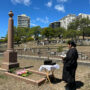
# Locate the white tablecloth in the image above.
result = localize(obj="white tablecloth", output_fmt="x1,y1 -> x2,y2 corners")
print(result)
39,64 -> 60,71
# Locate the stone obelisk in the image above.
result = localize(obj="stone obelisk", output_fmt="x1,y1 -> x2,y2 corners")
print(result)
1,11 -> 19,71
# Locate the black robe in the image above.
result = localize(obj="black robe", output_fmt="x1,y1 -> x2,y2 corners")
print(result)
62,48 -> 78,83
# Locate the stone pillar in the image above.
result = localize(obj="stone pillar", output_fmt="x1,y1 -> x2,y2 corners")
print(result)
1,11 -> 19,71
8,11 -> 14,51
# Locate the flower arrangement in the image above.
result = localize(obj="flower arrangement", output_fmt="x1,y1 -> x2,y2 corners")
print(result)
16,69 -> 32,77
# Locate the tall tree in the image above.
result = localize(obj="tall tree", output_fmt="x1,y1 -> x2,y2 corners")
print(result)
54,27 -> 65,39
30,26 -> 41,40
68,17 -> 90,40
79,18 -> 90,40
41,27 -> 54,40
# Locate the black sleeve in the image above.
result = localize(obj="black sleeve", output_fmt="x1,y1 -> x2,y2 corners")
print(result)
63,49 -> 77,66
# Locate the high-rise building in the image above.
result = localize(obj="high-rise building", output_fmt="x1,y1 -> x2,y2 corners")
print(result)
49,21 -> 60,29
59,14 -> 76,29
49,14 -> 76,29
77,13 -> 90,19
18,14 -> 30,28
49,22 -> 54,28
49,13 -> 90,30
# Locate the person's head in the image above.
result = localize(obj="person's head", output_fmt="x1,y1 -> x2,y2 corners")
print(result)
67,41 -> 76,49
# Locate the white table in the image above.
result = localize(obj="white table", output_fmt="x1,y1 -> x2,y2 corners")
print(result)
39,64 -> 60,84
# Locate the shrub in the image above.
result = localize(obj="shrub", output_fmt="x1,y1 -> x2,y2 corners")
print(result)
26,37 -> 34,42
9,67 -> 19,73
0,39 -> 6,43
57,45 -> 63,52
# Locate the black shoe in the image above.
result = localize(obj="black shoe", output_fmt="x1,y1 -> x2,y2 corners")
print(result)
65,82 -> 76,90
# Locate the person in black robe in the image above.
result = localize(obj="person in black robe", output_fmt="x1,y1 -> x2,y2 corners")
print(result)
61,41 -> 78,90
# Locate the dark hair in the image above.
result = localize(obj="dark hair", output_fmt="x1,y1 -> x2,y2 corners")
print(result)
68,41 -> 76,47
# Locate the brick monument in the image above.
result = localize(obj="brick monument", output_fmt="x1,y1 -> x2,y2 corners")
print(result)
1,11 -> 19,70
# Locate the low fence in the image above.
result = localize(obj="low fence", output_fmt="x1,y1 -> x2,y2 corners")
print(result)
15,48 -> 90,60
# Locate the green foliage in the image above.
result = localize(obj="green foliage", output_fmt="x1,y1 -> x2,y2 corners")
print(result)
54,27 -> 65,38
41,27 -> 54,39
57,45 -> 63,52
26,37 -> 34,41
4,37 -> 7,42
0,39 -> 6,43
84,27 -> 90,36
68,18 -> 80,30
64,29 -> 77,40
9,68 -> 15,73
13,26 -> 42,43
41,27 -> 65,39
4,19 -> 90,42
68,17 -> 90,40
14,36 -> 21,44
66,40 -> 71,44
29,26 -> 42,40
21,72 -> 32,77
9,68 -> 19,73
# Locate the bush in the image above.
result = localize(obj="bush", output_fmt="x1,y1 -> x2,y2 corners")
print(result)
0,39 -> 6,43
57,45 -> 63,52
9,67 -> 19,73
26,37 -> 34,42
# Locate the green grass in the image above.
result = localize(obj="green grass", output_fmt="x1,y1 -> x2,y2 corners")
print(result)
0,57 -> 3,67
0,74 -> 7,79
0,57 -> 3,60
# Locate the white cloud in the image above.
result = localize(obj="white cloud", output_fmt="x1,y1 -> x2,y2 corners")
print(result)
11,0 -> 31,6
57,0 -> 67,3
30,23 -> 37,27
36,16 -> 49,24
46,1 -> 52,7
55,5 -> 65,12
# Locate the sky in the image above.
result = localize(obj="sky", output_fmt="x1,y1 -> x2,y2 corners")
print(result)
0,0 -> 90,38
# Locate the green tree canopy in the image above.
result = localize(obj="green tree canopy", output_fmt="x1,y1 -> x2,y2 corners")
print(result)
41,27 -> 54,39
68,17 -> 90,40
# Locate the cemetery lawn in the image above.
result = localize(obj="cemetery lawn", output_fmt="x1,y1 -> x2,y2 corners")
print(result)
0,58 -> 90,90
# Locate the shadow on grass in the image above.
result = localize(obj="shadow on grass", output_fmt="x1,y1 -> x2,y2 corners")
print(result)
21,66 -> 34,69
76,81 -> 84,88
49,76 -> 62,84
65,81 -> 84,90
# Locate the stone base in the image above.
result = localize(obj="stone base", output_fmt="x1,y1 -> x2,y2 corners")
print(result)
1,62 -> 19,71
4,50 -> 17,63
1,50 -> 19,71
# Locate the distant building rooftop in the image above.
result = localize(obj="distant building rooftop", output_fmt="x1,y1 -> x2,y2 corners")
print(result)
18,14 -> 30,28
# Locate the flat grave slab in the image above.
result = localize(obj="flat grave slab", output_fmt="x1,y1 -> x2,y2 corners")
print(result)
4,69 -> 51,86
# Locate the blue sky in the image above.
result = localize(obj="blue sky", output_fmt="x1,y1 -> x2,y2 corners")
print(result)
0,0 -> 90,38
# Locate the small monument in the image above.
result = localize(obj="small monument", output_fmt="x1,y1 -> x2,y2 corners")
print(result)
1,11 -> 19,70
